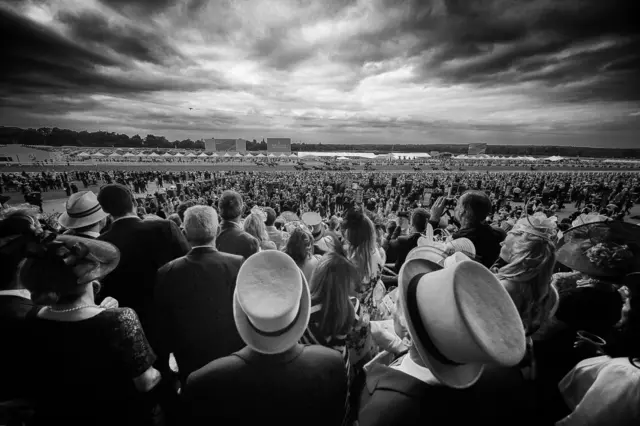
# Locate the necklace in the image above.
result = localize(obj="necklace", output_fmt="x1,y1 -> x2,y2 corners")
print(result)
47,305 -> 95,313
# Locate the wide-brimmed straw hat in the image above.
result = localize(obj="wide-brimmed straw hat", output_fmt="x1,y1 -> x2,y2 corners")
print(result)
557,221 -> 640,278
59,191 -> 108,229
233,251 -> 310,354
398,244 -> 448,290
399,260 -> 526,389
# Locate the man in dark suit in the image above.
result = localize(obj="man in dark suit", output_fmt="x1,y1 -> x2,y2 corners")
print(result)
215,190 -> 259,259
154,205 -> 244,384
384,208 -> 430,271
97,184 -> 190,333
182,251 -> 348,426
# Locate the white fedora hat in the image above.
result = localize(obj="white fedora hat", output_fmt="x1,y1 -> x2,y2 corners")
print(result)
400,260 -> 526,389
233,250 -> 311,355
59,191 -> 108,229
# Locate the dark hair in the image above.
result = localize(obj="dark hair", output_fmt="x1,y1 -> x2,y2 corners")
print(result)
0,209 -> 41,290
98,184 -> 134,217
309,252 -> 357,339
264,207 -> 277,226
458,190 -> 492,226
218,191 -> 243,221
284,228 -> 313,266
178,200 -> 198,221
411,208 -> 430,233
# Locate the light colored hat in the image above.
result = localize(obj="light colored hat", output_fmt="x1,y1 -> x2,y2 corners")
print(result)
302,212 -> 322,227
58,191 -> 108,229
446,238 -> 476,259
399,260 -> 526,389
399,245 -> 448,290
233,251 -> 311,355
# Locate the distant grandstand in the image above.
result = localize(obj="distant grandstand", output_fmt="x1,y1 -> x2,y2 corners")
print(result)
203,138 -> 247,152
267,138 -> 291,153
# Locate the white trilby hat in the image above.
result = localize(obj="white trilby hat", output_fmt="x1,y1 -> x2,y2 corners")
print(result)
399,260 -> 526,389
58,191 -> 108,229
233,250 -> 311,355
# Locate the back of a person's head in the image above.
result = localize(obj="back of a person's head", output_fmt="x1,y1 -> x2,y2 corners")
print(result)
167,213 -> 182,228
177,200 -> 198,221
218,190 -> 243,221
284,227 -> 313,265
264,207 -> 277,226
309,252 -> 358,337
328,216 -> 340,231
243,213 -> 267,241
411,208 -> 430,233
458,190 -> 492,226
0,208 -> 42,290
184,205 -> 218,245
98,184 -> 134,218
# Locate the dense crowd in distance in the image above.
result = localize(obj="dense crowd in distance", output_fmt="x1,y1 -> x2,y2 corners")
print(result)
1,167 -> 639,426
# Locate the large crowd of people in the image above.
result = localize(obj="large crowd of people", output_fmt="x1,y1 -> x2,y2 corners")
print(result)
1,166 -> 639,426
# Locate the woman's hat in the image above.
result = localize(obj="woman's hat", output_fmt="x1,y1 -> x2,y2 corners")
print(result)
399,260 -> 526,389
233,251 -> 311,354
302,212 -> 322,227
59,191 -> 108,229
557,221 -> 640,278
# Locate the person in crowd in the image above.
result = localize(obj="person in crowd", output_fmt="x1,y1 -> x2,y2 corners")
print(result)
154,206 -> 245,384
243,212 -> 277,250
0,208 -> 45,403
58,191 -> 109,239
341,208 -> 386,322
429,191 -> 505,268
182,251 -> 348,426
96,184 -> 190,356
557,277 -> 640,425
283,227 -> 321,283
302,211 -> 336,255
496,212 -> 559,335
216,190 -> 260,259
358,258 -> 531,426
300,251 -> 373,387
264,207 -> 289,250
19,235 -> 164,426
383,207 -> 430,271
167,213 -> 182,229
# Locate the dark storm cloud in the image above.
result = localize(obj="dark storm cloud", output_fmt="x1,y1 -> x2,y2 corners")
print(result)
57,11 -> 185,65
98,0 -> 207,15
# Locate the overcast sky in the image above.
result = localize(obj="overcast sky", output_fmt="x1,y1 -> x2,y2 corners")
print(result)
1,0 -> 639,147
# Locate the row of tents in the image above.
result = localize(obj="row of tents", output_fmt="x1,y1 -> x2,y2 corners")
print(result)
75,152 -> 299,158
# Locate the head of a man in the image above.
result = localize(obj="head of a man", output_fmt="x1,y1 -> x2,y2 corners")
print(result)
454,190 -> 492,228
264,207 -> 277,227
98,184 -> 136,219
218,190 -> 244,221
410,208 -> 430,234
183,205 -> 219,246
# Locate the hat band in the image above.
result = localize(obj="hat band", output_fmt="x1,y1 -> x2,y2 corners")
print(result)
406,273 -> 464,367
246,305 -> 302,338
67,204 -> 102,219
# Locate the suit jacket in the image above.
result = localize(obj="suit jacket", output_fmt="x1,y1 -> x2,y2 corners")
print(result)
98,216 -> 189,331
388,232 -> 421,271
216,221 -> 259,259
358,363 -> 538,426
183,344 -> 348,426
0,295 -> 40,400
453,224 -> 505,268
154,247 -> 245,383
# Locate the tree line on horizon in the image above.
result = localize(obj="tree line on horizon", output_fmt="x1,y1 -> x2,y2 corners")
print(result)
0,126 -> 638,158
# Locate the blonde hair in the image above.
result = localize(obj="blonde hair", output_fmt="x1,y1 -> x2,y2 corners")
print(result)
243,213 -> 268,243
341,210 -> 377,280
497,230 -> 556,333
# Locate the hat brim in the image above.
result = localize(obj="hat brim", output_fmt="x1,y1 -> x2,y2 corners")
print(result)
58,209 -> 108,230
399,246 -> 446,289
56,235 -> 119,284
233,270 -> 311,355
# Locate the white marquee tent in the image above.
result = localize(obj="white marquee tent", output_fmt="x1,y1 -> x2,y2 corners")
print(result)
186,152 -> 196,157
108,152 -> 121,158
197,152 -> 208,157
223,153 -> 231,157
255,153 -> 265,158
148,152 -> 159,157
92,152 -> 105,157
174,153 -> 184,157
77,152 -> 90,157
123,152 -> 135,157
234,153 -> 243,157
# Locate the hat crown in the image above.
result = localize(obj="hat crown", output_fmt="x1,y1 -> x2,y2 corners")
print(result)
66,191 -> 99,212
237,251 -> 303,332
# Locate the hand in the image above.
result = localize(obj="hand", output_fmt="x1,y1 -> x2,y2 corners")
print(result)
430,196 -> 446,222
99,297 -> 119,309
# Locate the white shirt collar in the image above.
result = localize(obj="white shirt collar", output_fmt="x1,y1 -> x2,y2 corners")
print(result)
392,353 -> 441,385
0,289 -> 32,300
77,231 -> 101,238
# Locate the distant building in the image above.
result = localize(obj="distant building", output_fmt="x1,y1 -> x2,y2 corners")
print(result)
267,138 -> 291,153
